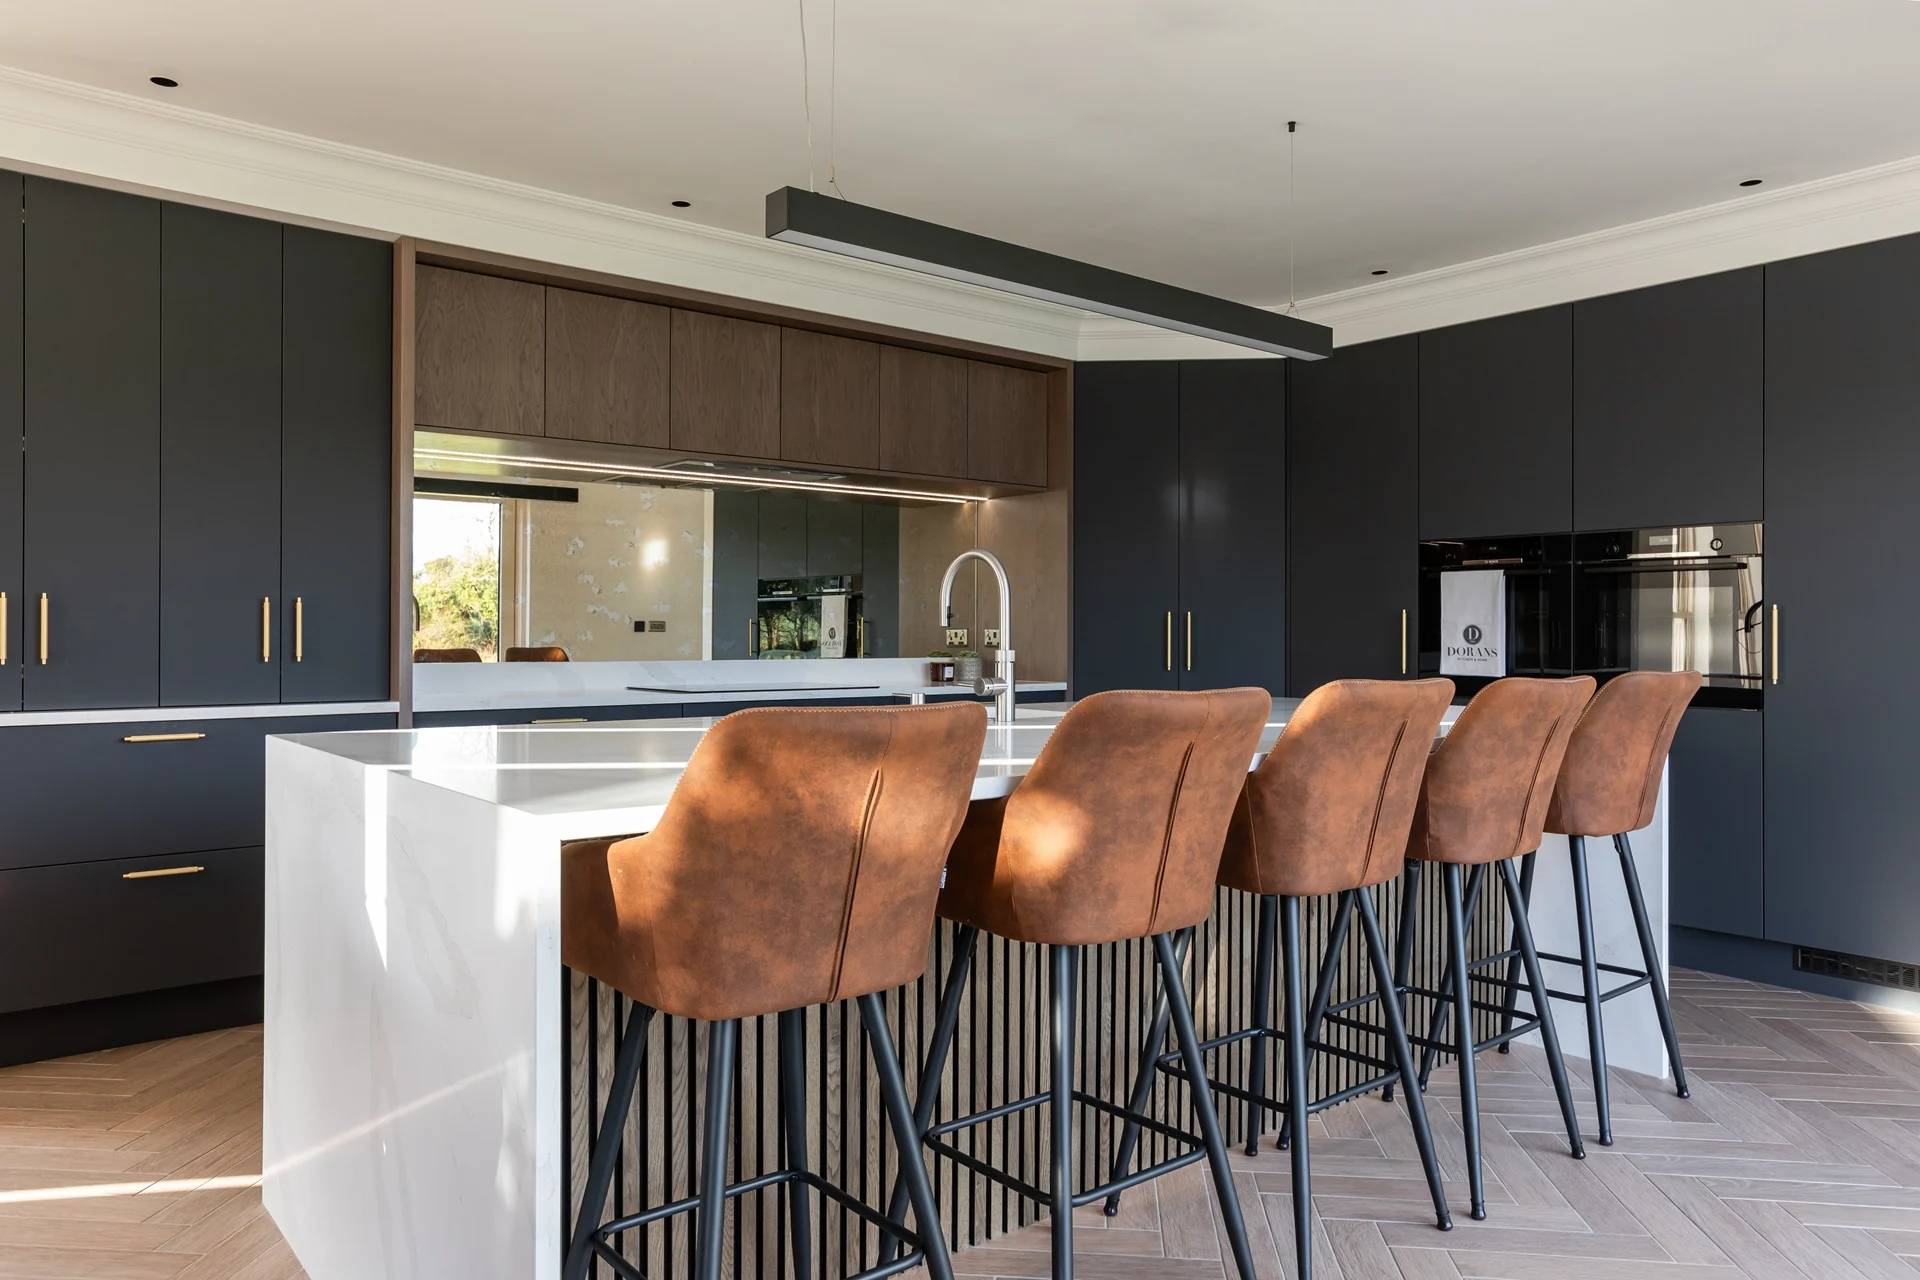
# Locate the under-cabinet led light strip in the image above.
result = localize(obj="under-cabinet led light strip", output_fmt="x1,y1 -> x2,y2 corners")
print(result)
413,448 -> 978,504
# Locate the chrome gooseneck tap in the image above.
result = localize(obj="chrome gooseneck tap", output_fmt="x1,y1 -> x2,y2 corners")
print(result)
939,548 -> 1015,725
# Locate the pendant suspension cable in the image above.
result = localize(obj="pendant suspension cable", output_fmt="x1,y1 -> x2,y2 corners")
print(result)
798,0 -> 817,193
828,0 -> 847,199
1287,119 -> 1298,314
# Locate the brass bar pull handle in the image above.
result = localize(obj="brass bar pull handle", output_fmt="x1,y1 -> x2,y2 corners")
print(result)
749,619 -> 758,657
38,593 -> 48,665
1401,609 -> 1409,676
261,597 -> 271,662
1185,611 -> 1193,673
122,732 -> 207,744
0,591 -> 7,666
1164,612 -> 1173,672
1771,603 -> 1779,686
294,597 -> 304,663
531,717 -> 589,725
123,866 -> 204,880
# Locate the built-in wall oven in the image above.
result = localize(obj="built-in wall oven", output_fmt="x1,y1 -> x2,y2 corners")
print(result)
1418,535 -> 1575,698
1571,523 -> 1763,708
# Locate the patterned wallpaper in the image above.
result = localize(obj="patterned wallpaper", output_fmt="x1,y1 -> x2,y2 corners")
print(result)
525,482 -> 712,660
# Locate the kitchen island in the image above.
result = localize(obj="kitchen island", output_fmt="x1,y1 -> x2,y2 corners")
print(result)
262,701 -> 1669,1280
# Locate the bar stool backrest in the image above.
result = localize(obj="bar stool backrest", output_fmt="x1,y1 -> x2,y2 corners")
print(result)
1546,669 -> 1702,837
1406,676 -> 1596,865
941,688 -> 1271,945
561,702 -> 987,1022
413,647 -> 482,662
1219,678 -> 1455,898
503,645 -> 569,662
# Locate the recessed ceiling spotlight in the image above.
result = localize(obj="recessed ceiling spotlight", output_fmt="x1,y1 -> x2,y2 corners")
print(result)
1371,269 -> 1389,276
1739,178 -> 1763,187
670,200 -> 691,208
149,76 -> 178,88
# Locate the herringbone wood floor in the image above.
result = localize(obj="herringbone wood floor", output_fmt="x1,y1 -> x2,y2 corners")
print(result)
4,968 -> 1920,1278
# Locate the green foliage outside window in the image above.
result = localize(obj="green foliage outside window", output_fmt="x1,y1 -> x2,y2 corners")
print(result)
413,549 -> 499,660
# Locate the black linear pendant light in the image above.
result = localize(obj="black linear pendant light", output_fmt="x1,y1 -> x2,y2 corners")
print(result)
765,186 -> 1332,360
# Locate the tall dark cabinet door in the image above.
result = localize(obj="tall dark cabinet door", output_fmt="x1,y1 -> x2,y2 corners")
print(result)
0,173 -> 19,712
1764,234 -> 1920,962
1573,268 -> 1763,531
1177,360 -> 1286,693
709,490 -> 758,660
160,204 -> 283,706
281,228 -> 392,704
1287,337 -> 1418,694
1072,362 -> 1178,695
1418,305 -> 1572,539
23,178 -> 161,711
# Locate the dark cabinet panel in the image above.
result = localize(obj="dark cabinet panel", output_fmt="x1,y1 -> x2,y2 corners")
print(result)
1668,707 -> 1764,939
0,847 -> 267,1015
709,489 -> 758,660
781,329 -> 879,469
806,498 -> 863,577
1419,305 -> 1573,539
1177,361 -> 1286,692
968,362 -> 1048,487
669,310 -> 780,458
1763,234 -> 1920,962
861,502 -> 899,658
414,265 -> 543,435
159,204 -> 283,707
0,172 -> 19,712
757,493 -> 807,579
281,228 -> 392,704
413,704 -> 681,727
1287,336 -> 1419,693
545,287 -> 668,448
22,177 -> 161,711
1573,268 -> 1763,530
1072,363 -> 1179,695
879,347 -> 968,477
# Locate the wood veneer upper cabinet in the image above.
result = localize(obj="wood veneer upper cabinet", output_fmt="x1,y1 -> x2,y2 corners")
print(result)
968,362 -> 1048,486
779,328 -> 878,468
879,347 -> 968,476
545,287 -> 668,447
669,309 -> 779,458
414,265 -> 544,436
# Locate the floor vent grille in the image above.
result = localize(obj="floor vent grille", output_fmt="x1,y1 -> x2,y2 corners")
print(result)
1794,945 -> 1920,992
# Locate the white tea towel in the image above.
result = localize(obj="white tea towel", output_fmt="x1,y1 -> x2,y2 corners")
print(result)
1440,569 -> 1506,677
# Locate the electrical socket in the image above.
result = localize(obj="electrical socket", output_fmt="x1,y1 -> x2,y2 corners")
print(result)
945,628 -> 969,647
983,629 -> 1001,647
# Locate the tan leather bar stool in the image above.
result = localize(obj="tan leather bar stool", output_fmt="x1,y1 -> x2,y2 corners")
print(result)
1389,676 -> 1595,1220
503,645 -> 569,662
894,689 -> 1271,1280
1494,670 -> 1700,1145
412,646 -> 482,662
1106,679 -> 1458,1280
559,702 -> 988,1280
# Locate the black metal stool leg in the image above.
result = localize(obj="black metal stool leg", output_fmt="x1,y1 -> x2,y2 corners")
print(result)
1384,860 -> 1421,1104
1499,858 -> 1586,1159
778,1008 -> 813,1280
1050,944 -> 1080,1280
1354,890 -> 1451,1232
1616,832 -> 1689,1099
1419,864 -> 1485,1091
696,1018 -> 739,1280
1103,927 -> 1194,1215
859,993 -> 956,1280
1245,895 -> 1278,1157
1496,851 -> 1537,1052
1441,863 -> 1486,1220
1280,891 -> 1353,1152
1157,930 -> 1259,1280
563,1002 -> 654,1280
1280,898 -> 1314,1280
1569,835 -> 1613,1145
881,924 -> 978,1260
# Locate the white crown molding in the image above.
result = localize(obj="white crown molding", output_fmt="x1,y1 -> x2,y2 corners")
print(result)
1081,149 -> 1920,358
0,65 -> 1086,358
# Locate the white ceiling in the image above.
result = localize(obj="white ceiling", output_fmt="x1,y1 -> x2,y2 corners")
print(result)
5,0 -> 1920,307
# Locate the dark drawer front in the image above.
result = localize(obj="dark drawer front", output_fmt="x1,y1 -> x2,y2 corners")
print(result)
0,713 -> 391,872
0,847 -> 262,1013
411,704 -> 685,728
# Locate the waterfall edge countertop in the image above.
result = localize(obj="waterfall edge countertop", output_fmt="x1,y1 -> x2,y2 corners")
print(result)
262,697 -> 1668,1280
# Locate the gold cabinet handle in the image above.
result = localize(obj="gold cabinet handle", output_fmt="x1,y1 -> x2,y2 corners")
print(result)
261,597 -> 271,662
0,591 -> 7,666
123,865 -> 204,880
1164,612 -> 1173,672
122,732 -> 207,743
1771,603 -> 1779,686
1185,611 -> 1193,673
38,593 -> 48,665
1401,608 -> 1409,675
294,596 -> 304,662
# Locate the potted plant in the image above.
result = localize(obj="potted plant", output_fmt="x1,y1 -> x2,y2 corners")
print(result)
952,650 -> 984,684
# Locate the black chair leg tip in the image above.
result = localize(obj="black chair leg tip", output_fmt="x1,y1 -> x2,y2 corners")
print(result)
1471,1207 -> 1487,1221
1103,1198 -> 1120,1218
1497,1044 -> 1511,1054
1245,1139 -> 1259,1158
1678,1087 -> 1691,1099
1437,1214 -> 1454,1232
1571,1144 -> 1587,1160
1599,1134 -> 1614,1146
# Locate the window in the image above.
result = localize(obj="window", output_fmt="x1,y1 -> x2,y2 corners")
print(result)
412,497 -> 502,660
